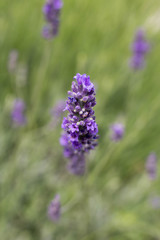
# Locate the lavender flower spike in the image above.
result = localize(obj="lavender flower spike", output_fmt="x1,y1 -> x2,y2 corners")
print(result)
42,0 -> 63,39
110,123 -> 125,142
48,194 -> 61,221
60,73 -> 99,176
146,152 -> 157,180
130,28 -> 150,70
11,99 -> 27,126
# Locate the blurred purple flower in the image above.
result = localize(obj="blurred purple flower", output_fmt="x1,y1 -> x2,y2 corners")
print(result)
60,73 -> 99,176
68,154 -> 86,176
11,99 -> 27,126
110,123 -> 125,142
146,152 -> 157,180
60,133 -> 86,175
51,100 -> 65,118
129,28 -> 150,70
149,196 -> 160,209
16,63 -> 28,87
130,54 -> 145,69
42,0 -> 63,39
8,50 -> 18,73
48,194 -> 61,221
50,100 -> 65,127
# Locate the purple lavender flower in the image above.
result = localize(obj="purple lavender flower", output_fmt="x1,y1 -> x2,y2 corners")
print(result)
8,50 -> 18,73
11,99 -> 27,126
42,0 -> 63,39
110,123 -> 125,142
130,29 -> 150,70
146,152 -> 157,180
60,133 -> 86,175
48,194 -> 61,221
60,73 -> 99,176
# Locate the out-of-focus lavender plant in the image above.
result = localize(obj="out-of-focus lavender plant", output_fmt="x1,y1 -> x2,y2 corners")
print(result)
42,0 -> 63,39
60,133 -> 86,175
130,29 -> 150,70
146,152 -> 157,180
16,63 -> 28,87
60,73 -> 99,176
149,196 -> 160,209
110,123 -> 125,142
50,100 -> 65,127
11,99 -> 27,127
8,50 -> 18,73
48,194 -> 61,221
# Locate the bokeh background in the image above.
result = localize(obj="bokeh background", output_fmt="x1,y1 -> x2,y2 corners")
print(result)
1,0 -> 160,239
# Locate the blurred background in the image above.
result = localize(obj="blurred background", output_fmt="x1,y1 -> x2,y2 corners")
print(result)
1,0 -> 160,239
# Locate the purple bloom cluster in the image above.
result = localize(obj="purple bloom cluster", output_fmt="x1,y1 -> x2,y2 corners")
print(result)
48,194 -> 61,221
130,29 -> 150,69
110,123 -> 125,142
60,73 -> 99,175
146,152 -> 157,180
11,99 -> 27,126
42,0 -> 63,39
